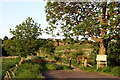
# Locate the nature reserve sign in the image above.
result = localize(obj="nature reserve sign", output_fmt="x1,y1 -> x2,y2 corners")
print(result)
96,55 -> 107,61
96,55 -> 107,69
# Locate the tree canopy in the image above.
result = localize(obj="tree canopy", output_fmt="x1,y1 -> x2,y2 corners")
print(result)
45,2 -> 120,55
3,36 -> 8,40
4,17 -> 42,57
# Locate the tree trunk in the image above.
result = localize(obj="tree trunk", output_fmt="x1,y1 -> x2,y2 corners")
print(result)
99,41 -> 108,55
98,41 -> 108,67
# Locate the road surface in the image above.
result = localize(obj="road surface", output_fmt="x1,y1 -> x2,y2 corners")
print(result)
42,70 -> 119,80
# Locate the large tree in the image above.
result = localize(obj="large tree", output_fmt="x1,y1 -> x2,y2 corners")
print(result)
4,17 -> 42,58
45,2 -> 120,55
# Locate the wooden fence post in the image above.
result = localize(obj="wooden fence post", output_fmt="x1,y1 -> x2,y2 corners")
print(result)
84,59 -> 87,67
4,71 -> 12,80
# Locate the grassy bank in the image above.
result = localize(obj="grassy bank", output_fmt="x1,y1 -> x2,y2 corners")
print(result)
2,56 -> 73,79
2,57 -> 20,78
80,66 -> 120,77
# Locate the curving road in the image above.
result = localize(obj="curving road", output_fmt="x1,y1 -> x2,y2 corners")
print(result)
42,70 -> 120,80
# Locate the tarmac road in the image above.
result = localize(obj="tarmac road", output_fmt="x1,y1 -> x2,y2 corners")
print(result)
42,70 -> 120,80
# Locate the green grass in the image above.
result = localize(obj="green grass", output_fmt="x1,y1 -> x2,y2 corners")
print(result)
80,66 -> 120,77
14,62 -> 45,78
55,43 -> 93,52
10,56 -> 73,79
110,66 -> 120,76
55,43 -> 94,57
59,65 -> 73,70
2,57 -> 20,78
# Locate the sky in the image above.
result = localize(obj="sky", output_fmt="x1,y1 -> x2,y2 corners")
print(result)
0,0 -> 63,39
0,0 -> 95,41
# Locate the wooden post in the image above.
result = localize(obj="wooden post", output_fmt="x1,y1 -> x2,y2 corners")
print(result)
14,64 -> 18,71
19,57 -> 24,65
82,57 -> 84,67
4,71 -> 11,80
84,59 -> 87,67
99,61 -> 100,68
9,69 -> 15,77
87,63 -> 93,67
69,57 -> 71,68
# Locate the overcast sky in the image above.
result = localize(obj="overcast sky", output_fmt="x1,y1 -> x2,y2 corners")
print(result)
0,0 -> 64,39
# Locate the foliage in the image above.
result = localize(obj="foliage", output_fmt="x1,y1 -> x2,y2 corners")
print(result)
59,65 -> 73,70
45,2 -> 119,40
107,40 -> 120,67
31,56 -> 44,61
70,49 -> 84,59
14,62 -> 45,78
97,67 -> 112,73
54,56 -> 61,61
45,2 -> 120,55
13,56 -> 73,78
80,66 -> 97,72
2,47 -> 9,56
80,66 -> 120,76
55,43 -> 93,63
89,47 -> 99,65
3,39 -> 18,56
97,66 -> 120,76
3,17 -> 42,57
56,52 -> 63,57
39,40 -> 55,56
45,63 -> 59,70
55,43 -> 93,52
3,36 -> 8,40
111,66 -> 120,76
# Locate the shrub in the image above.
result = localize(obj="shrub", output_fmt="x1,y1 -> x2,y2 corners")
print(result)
111,66 -> 120,76
101,67 -> 112,73
46,63 -> 58,70
62,65 -> 72,70
80,66 -> 96,72
14,62 -> 44,78
54,56 -> 61,61
58,65 -> 72,70
107,40 -> 120,67
31,56 -> 44,61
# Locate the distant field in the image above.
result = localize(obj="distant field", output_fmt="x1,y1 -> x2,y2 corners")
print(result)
55,43 -> 94,51
55,43 -> 96,56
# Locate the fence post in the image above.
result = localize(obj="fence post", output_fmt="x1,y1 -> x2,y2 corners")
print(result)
84,59 -> 87,67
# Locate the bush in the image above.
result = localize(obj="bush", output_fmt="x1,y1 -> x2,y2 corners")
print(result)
54,56 -> 61,61
111,66 -> 120,76
62,65 -> 72,70
45,63 -> 59,70
14,62 -> 44,78
80,66 -> 96,72
101,67 -> 112,73
31,56 -> 44,61
107,40 -> 120,67
97,67 -> 112,73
